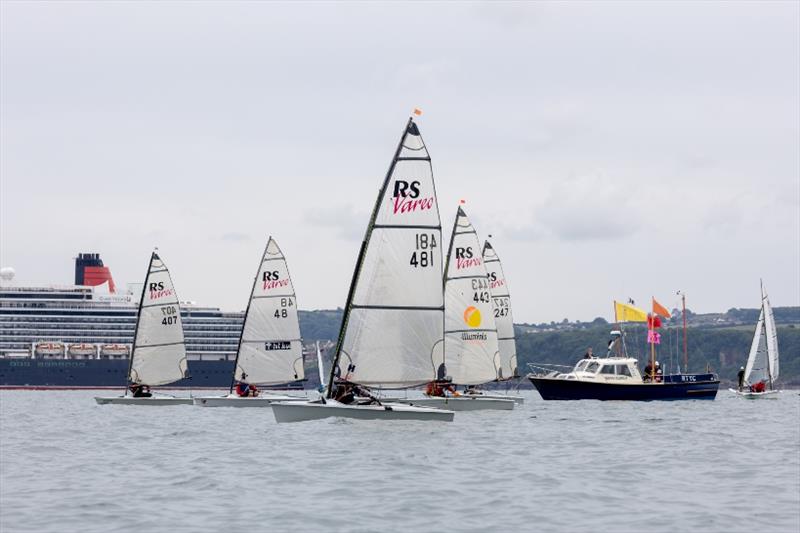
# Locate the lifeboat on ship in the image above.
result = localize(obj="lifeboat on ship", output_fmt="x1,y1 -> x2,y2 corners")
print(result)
34,342 -> 65,358
68,343 -> 97,358
100,344 -> 130,359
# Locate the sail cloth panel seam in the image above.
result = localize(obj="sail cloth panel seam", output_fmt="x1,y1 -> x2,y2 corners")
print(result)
373,224 -> 441,230
252,294 -> 294,300
448,274 -> 488,281
241,338 -> 302,343
446,328 -> 497,333
396,157 -> 431,161
137,340 -> 184,349
351,304 -> 444,311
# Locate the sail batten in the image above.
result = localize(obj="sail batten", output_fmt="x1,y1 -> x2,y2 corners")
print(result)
234,237 -> 305,386
330,119 -> 444,390
128,253 -> 188,387
483,240 -> 518,379
443,208 -> 500,385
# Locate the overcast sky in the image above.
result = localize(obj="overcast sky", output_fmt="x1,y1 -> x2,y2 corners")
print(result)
1,1 -> 798,323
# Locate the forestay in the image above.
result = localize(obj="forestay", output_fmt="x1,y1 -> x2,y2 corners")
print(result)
483,240 -> 518,379
336,119 -> 444,388
129,253 -> 188,386
444,207 -> 499,385
234,237 -> 304,385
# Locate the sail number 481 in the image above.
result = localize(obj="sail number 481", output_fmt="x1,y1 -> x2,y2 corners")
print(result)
161,305 -> 178,325
410,233 -> 437,268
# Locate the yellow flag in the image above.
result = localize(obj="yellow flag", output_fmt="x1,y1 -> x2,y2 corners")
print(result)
614,300 -> 648,323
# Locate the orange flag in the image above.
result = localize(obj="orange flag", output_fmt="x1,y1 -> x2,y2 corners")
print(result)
413,108 -> 423,116
652,297 -> 671,318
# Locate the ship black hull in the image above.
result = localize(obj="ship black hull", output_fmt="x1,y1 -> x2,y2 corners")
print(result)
529,376 -> 720,401
0,359 -> 236,389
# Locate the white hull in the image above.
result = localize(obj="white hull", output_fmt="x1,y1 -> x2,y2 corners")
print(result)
398,396 -> 515,411
728,388 -> 782,399
271,399 -> 455,423
193,393 -> 308,407
94,396 -> 193,405
462,393 -> 524,405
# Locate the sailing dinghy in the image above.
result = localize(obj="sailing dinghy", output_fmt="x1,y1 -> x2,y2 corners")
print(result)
95,252 -> 191,405
272,117 -> 454,423
730,282 -> 781,398
399,207 -> 514,411
194,237 -> 307,407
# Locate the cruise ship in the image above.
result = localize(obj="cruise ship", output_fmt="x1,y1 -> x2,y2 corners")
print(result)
0,253 -> 253,389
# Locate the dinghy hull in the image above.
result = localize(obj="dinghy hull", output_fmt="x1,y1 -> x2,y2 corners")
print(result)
529,376 -> 719,401
271,400 -> 455,423
193,394 -> 308,407
94,396 -> 193,405
728,388 -> 781,399
461,393 -> 524,405
398,396 -> 515,410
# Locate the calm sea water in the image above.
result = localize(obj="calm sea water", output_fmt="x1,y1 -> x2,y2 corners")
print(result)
1,390 -> 798,533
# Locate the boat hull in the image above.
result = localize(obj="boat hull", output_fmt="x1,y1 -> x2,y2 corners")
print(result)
193,394 -> 308,407
461,393 -> 524,405
398,396 -> 515,410
271,399 -> 455,423
94,396 -> 194,405
529,376 -> 719,401
728,388 -> 781,399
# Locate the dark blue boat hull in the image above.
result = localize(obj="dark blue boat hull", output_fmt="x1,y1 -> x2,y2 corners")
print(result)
0,358 -> 236,389
529,375 -> 719,401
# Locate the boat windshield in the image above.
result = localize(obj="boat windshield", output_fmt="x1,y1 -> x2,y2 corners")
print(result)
575,360 -> 589,371
585,362 -> 600,373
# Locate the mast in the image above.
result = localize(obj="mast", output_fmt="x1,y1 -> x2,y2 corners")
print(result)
440,203 -> 462,381
228,239 -> 270,394
124,251 -> 156,395
681,292 -> 687,372
326,117 -> 415,397
761,279 -> 774,390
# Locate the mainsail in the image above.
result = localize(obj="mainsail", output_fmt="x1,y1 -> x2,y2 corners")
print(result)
443,207 -> 500,385
745,284 -> 779,386
483,239 -> 518,379
233,237 -> 304,386
128,252 -> 188,386
328,118 -> 444,391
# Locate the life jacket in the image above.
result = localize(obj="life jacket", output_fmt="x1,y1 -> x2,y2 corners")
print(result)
236,382 -> 249,397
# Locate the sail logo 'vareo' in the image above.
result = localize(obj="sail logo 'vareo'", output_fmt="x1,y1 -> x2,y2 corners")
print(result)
455,246 -> 481,270
391,179 -> 434,214
148,282 -> 174,300
262,270 -> 289,291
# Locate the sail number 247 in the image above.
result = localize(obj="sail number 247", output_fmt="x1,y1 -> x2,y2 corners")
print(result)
410,233 -> 437,268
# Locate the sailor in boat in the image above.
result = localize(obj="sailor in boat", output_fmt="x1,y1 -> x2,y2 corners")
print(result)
332,381 -> 381,405
749,380 -> 767,393
583,347 -> 594,359
129,383 -> 152,398
425,380 -> 459,398
737,366 -> 746,391
234,372 -> 259,397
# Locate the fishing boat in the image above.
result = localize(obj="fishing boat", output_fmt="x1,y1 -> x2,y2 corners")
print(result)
95,252 -> 192,405
528,300 -> 719,401
398,207 -> 514,411
272,116 -> 454,423
194,237 -> 307,407
730,282 -> 781,398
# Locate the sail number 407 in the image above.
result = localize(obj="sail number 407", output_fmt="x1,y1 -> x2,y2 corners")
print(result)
410,233 -> 437,268
161,306 -> 178,325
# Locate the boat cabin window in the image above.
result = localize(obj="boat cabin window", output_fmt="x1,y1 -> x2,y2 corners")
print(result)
617,365 -> 632,377
585,362 -> 600,373
600,365 -> 617,375
576,360 -> 589,371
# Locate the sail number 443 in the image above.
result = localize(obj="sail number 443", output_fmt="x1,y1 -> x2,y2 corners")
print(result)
410,233 -> 437,268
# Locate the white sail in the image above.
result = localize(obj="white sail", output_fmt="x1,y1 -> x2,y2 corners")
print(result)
744,307 -> 767,384
336,119 -> 444,388
763,287 -> 779,382
129,253 -> 188,386
444,207 -> 500,385
234,237 -> 304,386
483,240 -> 518,379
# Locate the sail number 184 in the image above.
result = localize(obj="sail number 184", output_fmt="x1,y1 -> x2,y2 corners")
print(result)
410,233 -> 437,268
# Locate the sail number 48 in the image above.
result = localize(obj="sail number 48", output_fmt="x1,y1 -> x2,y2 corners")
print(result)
161,305 -> 178,325
410,233 -> 437,268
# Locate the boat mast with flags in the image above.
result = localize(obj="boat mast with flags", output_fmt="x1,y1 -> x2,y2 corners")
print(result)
194,237 -> 308,407
272,114 -> 454,422
95,251 -> 192,405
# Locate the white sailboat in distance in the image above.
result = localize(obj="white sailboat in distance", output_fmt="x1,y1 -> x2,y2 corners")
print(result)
194,237 -> 308,407
95,251 -> 191,405
399,206 -> 515,411
730,281 -> 781,398
272,117 -> 454,422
